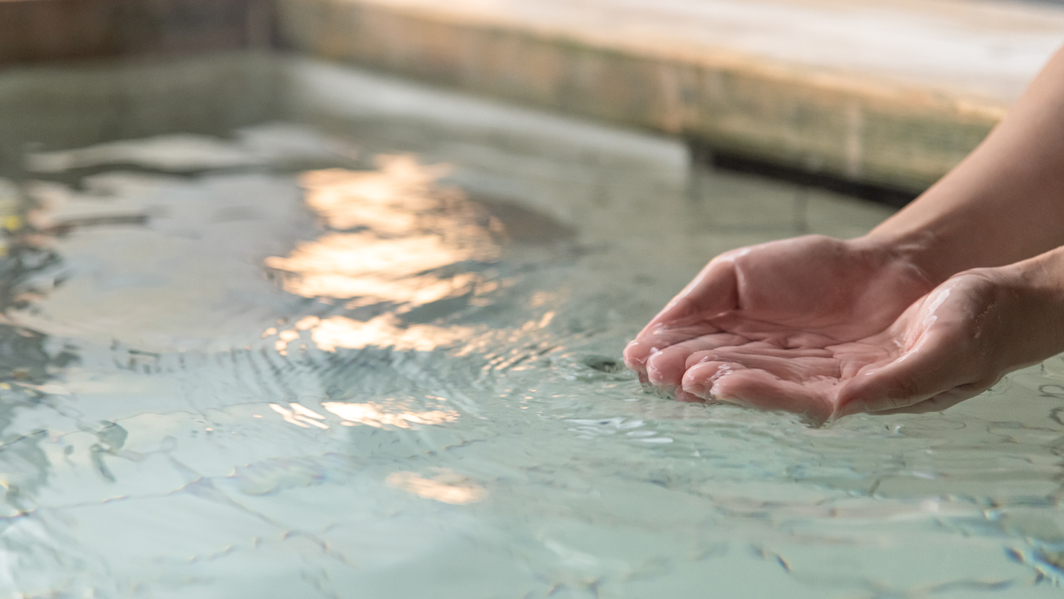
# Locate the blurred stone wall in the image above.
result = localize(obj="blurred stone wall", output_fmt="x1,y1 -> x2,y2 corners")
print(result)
0,0 -> 276,64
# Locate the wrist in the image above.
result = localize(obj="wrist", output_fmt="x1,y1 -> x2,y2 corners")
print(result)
994,248 -> 1064,366
1009,246 -> 1064,304
859,181 -> 1004,286
850,230 -> 943,288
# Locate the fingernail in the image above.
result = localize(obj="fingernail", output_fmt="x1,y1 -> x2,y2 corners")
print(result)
646,363 -> 664,385
711,394 -> 747,407
681,379 -> 707,398
622,341 -> 643,364
699,384 -> 746,406
675,389 -> 706,403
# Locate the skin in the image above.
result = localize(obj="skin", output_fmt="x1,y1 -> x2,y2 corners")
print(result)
624,46 -> 1064,422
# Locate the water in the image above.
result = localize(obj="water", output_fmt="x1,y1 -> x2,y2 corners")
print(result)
2,55 -> 1064,598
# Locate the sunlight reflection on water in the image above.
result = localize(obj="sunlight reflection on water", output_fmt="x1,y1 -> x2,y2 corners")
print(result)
386,470 -> 486,504
264,156 -> 498,308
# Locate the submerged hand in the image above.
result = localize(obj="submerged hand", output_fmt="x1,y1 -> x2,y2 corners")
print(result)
623,235 -> 936,421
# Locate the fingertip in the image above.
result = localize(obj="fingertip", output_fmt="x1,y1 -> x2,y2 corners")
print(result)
710,369 -> 834,420
680,360 -> 726,400
833,398 -> 867,419
645,353 -> 670,386
674,389 -> 706,403
647,343 -> 704,391
680,376 -> 709,400
624,339 -> 661,375
622,340 -> 646,372
703,388 -> 748,407
681,363 -> 757,409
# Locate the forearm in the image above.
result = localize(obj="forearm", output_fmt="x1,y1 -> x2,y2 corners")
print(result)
1002,244 -> 1064,367
865,45 -> 1064,285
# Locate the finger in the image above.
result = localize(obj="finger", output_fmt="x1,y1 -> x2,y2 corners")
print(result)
685,344 -> 833,369
682,363 -> 835,422
643,333 -> 748,389
679,360 -> 736,399
623,323 -> 728,373
691,313 -> 843,347
835,329 -> 979,417
640,255 -> 739,334
685,348 -> 840,383
674,388 -> 706,403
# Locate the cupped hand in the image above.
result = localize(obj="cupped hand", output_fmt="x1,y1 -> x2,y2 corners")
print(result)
626,235 -> 1064,421
835,265 -> 1064,417
623,235 -> 937,421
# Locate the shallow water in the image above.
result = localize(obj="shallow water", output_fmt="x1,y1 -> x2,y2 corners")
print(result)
2,59 -> 1064,598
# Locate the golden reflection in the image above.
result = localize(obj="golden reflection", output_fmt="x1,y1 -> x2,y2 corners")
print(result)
270,403 -> 329,429
265,314 -> 474,354
266,235 -> 486,302
269,400 -> 457,430
385,470 -> 485,504
263,155 -> 503,354
299,160 -> 447,233
322,400 -> 458,429
311,315 -> 474,353
264,155 -> 498,307
529,291 -> 555,308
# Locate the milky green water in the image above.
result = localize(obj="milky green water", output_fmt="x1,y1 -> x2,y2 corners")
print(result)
1,57 -> 1064,598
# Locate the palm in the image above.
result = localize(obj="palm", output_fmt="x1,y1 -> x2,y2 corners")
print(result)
624,236 -> 934,421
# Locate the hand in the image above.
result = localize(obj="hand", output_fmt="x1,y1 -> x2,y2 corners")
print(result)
836,264 -> 1064,416
621,46 -> 1064,421
623,235 -> 936,421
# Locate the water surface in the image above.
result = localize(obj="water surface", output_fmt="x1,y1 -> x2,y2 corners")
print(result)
1,60 -> 1063,598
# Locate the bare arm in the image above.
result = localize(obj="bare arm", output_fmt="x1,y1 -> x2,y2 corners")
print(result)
626,44 -> 1064,420
869,46 -> 1064,284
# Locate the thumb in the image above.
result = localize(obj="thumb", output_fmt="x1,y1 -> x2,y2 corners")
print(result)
641,255 -> 739,335
835,329 -> 977,417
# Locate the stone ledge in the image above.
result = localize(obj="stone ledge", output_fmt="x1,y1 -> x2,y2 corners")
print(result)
274,0 -> 1064,192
